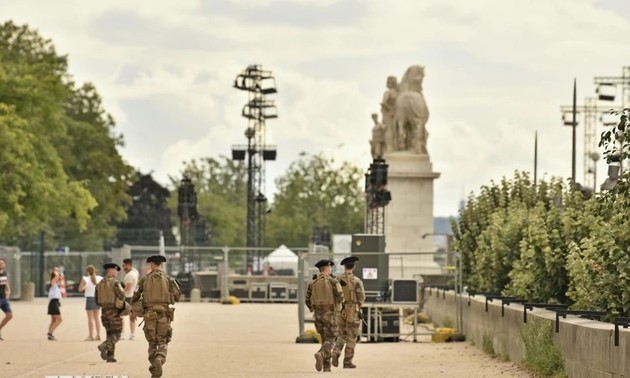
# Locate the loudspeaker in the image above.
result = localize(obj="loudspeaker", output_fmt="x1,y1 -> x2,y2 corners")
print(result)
391,280 -> 418,303
351,234 -> 389,300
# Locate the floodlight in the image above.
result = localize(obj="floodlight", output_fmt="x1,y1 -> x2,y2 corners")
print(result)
562,112 -> 579,126
262,148 -> 277,161
596,83 -> 616,101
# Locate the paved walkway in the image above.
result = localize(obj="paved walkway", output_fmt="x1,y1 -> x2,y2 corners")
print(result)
0,298 -> 531,377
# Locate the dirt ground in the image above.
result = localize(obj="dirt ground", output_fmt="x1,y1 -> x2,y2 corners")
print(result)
0,298 -> 532,378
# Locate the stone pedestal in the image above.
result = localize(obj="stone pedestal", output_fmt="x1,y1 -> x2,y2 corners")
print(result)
384,151 -> 442,279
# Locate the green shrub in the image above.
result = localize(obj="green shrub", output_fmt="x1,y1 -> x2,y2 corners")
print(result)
482,333 -> 495,357
521,319 -> 566,377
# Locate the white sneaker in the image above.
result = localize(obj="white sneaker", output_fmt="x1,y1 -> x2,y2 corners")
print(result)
120,334 -> 126,340
129,334 -> 135,341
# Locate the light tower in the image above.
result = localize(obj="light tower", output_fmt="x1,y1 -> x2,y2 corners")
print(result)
231,65 -> 278,271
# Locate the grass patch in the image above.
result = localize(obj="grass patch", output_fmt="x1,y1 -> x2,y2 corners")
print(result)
521,319 -> 566,377
482,333 -> 495,357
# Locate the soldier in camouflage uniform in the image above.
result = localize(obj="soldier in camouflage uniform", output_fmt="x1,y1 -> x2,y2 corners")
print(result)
305,259 -> 344,372
95,263 -> 126,363
332,256 -> 365,369
131,255 -> 180,378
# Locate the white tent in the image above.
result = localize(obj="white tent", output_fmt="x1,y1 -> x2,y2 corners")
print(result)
265,244 -> 298,273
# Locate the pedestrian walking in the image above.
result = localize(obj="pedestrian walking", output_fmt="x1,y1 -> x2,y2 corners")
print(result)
130,255 -> 181,378
305,259 -> 344,372
47,267 -> 63,340
332,256 -> 365,369
0,258 -> 13,340
121,258 -> 139,340
78,264 -> 103,341
95,262 -> 127,363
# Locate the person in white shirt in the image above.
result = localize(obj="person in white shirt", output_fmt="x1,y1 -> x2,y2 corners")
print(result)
121,258 -> 139,340
78,265 -> 103,341
47,267 -> 63,340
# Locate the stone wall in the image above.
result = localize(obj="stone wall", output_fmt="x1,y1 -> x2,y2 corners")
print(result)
424,288 -> 630,377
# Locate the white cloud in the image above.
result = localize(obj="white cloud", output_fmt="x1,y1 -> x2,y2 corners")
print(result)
3,0 -> 630,217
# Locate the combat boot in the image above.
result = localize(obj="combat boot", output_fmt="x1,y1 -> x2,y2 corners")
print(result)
314,352 -> 323,371
343,358 -> 356,369
323,360 -> 332,372
152,358 -> 163,377
331,351 -> 340,367
106,353 -> 117,363
97,345 -> 108,361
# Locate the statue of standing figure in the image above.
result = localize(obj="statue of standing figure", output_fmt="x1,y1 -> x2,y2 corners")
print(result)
380,75 -> 399,153
373,65 -> 430,156
369,113 -> 386,159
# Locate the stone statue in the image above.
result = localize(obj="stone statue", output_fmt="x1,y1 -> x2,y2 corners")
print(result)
380,75 -> 399,152
369,113 -> 386,158
372,65 -> 429,156
394,65 -> 429,154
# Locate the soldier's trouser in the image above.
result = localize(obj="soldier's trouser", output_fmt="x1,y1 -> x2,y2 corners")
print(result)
333,309 -> 360,361
143,306 -> 173,365
314,307 -> 337,364
100,307 -> 123,354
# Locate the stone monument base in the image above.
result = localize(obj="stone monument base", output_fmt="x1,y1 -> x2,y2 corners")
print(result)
384,151 -> 442,279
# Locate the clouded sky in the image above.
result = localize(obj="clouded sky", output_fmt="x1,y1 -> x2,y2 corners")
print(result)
4,0 -> 630,216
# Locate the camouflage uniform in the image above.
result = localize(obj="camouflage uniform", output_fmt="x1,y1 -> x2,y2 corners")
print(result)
332,272 -> 365,368
131,269 -> 180,378
305,273 -> 344,372
95,277 -> 125,362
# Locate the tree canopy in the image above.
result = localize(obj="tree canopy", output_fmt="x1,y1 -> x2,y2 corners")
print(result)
264,152 -> 364,248
0,21 -> 131,249
453,111 -> 630,314
172,156 -> 248,247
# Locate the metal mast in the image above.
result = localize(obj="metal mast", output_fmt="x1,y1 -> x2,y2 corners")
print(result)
232,65 -> 278,271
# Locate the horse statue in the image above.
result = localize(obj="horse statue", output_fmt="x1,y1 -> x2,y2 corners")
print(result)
393,65 -> 429,154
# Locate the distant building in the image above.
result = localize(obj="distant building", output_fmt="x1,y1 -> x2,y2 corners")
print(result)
432,217 -> 454,266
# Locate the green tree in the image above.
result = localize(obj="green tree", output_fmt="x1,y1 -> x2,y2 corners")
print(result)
566,110 -> 630,315
52,82 -> 133,250
173,156 -> 247,247
0,22 -> 97,242
505,179 -> 571,303
264,153 -> 364,248
452,172 -> 580,302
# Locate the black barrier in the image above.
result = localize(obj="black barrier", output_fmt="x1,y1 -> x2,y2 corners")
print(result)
522,303 -> 569,323
500,298 -> 527,317
614,317 -> 630,346
554,309 -> 606,333
466,291 -> 500,307
427,285 -> 452,300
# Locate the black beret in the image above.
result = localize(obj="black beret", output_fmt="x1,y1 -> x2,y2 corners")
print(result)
315,259 -> 334,269
103,263 -> 121,271
340,256 -> 359,266
146,255 -> 167,264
